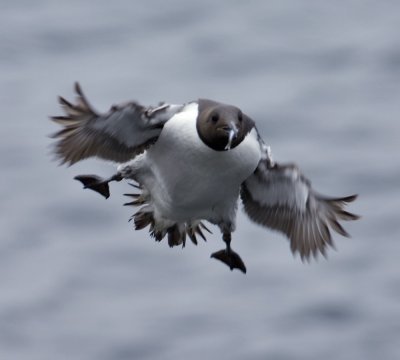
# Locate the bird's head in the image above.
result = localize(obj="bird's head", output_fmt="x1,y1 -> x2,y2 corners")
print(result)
196,99 -> 254,151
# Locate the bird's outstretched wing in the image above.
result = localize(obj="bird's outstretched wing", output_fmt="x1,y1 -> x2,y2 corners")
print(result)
50,82 -> 184,165
241,152 -> 359,260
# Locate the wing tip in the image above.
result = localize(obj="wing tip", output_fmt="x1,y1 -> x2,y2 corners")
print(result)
74,81 -> 82,95
340,194 -> 358,203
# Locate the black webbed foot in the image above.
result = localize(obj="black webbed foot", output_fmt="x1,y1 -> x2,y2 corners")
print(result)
211,249 -> 247,273
74,175 -> 110,198
211,231 -> 247,273
74,173 -> 122,199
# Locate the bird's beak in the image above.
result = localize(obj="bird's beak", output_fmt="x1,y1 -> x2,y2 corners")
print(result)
224,123 -> 238,150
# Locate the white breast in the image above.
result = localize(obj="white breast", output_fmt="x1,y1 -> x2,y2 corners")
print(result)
143,103 -> 262,221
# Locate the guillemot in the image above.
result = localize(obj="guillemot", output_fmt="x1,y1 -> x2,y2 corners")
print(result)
50,83 -> 359,273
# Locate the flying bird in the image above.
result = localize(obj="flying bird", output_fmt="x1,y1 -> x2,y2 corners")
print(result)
50,83 -> 359,273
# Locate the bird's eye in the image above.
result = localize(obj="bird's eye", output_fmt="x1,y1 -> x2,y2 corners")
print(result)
238,112 -> 243,122
211,114 -> 219,123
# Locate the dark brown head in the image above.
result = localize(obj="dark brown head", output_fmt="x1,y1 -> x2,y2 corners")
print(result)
196,99 -> 255,151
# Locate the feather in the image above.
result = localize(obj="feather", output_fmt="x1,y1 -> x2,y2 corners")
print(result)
50,82 -> 184,165
241,158 -> 359,261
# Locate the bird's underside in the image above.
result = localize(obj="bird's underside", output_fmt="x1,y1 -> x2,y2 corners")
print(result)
50,83 -> 360,274
73,173 -> 248,273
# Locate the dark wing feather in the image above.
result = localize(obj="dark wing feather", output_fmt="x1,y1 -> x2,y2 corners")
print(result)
50,82 -> 183,165
241,159 -> 359,261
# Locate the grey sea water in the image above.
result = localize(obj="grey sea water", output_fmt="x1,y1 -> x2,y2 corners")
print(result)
1,1 -> 399,359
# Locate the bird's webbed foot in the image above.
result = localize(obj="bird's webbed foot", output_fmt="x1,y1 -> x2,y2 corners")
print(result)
74,173 -> 122,199
211,233 -> 247,273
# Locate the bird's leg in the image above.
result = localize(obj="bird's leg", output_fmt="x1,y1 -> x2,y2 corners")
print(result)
211,232 -> 247,273
74,173 -> 123,199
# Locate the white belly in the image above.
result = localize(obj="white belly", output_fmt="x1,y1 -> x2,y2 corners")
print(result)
142,103 -> 262,221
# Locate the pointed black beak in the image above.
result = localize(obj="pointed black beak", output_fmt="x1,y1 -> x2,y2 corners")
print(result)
223,123 -> 238,150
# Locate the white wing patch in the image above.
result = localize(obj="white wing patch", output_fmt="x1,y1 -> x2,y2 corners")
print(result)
245,164 -> 309,211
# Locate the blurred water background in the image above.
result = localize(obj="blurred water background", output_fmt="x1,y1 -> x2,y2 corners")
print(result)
1,1 -> 399,359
